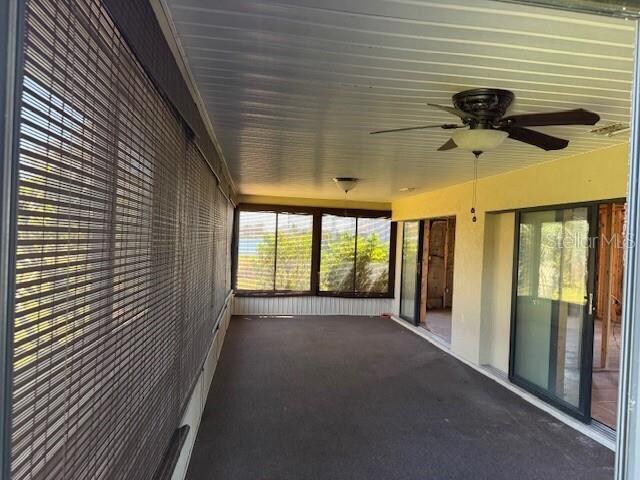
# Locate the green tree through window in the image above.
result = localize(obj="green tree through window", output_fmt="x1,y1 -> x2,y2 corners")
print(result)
320,215 -> 390,294
236,209 -> 393,295
236,211 -> 313,291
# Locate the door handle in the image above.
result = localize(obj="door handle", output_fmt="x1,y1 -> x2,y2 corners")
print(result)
588,293 -> 594,314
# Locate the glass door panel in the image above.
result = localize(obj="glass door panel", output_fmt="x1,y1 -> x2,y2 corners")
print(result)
511,206 -> 595,419
400,221 -> 422,325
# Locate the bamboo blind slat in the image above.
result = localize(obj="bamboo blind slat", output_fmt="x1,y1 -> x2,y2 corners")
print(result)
11,0 -> 233,478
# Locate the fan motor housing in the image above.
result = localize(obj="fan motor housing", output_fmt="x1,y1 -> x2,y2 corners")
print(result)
452,88 -> 514,124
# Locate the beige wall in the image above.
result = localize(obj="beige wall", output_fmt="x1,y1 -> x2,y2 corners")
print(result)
480,212 -> 516,373
392,143 -> 629,364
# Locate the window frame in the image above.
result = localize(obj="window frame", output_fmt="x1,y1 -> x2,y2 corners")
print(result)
234,204 -> 397,298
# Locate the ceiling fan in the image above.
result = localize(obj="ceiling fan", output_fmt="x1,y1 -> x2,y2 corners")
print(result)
370,88 -> 600,157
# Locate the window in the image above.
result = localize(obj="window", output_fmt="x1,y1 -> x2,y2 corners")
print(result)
236,210 -> 313,292
320,215 -> 392,295
234,206 -> 396,297
276,213 -> 313,291
320,215 -> 356,292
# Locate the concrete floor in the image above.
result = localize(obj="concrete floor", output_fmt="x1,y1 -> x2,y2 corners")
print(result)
423,309 -> 451,345
186,315 -> 614,480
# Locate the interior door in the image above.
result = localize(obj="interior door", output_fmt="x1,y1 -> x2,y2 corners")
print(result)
426,220 -> 447,309
510,206 -> 597,420
400,220 -> 423,325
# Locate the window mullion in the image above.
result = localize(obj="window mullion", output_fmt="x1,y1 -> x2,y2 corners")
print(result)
311,213 -> 321,295
273,212 -> 279,291
353,217 -> 358,294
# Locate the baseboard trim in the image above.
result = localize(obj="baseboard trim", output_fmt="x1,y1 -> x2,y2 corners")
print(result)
389,315 -> 616,451
170,296 -> 234,480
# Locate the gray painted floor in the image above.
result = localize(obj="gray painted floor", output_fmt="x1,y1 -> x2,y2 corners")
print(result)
186,315 -> 614,480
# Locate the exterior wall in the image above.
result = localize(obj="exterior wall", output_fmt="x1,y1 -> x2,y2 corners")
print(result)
233,296 -> 394,316
392,143 -> 629,365
480,212 -> 516,373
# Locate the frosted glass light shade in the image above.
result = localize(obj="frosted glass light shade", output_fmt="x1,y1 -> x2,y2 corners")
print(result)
333,177 -> 359,193
451,128 -> 509,152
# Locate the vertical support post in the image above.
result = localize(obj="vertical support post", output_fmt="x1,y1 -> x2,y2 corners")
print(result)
0,0 -> 23,477
616,20 -> 640,480
603,203 -> 613,370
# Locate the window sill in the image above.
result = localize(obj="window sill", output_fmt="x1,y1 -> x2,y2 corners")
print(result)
235,291 -> 313,297
234,290 -> 394,299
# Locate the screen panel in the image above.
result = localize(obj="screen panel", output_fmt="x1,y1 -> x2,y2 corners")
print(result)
319,215 -> 357,293
275,213 -> 313,292
355,217 -> 391,294
236,211 -> 277,291
235,209 -> 394,297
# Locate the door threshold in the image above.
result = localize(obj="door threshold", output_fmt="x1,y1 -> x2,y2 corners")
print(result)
389,315 -> 616,451
591,419 -> 616,443
417,325 -> 451,349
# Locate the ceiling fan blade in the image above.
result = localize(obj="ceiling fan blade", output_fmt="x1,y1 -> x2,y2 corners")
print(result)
428,104 -> 478,121
501,108 -> 600,127
500,126 -> 569,151
437,138 -> 458,151
369,124 -> 462,135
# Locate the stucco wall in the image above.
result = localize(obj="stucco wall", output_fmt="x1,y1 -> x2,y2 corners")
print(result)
392,143 -> 629,364
480,212 -> 516,373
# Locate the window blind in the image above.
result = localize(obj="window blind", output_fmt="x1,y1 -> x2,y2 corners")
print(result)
226,199 -> 234,293
180,142 -> 216,407
11,0 -> 234,478
214,186 -> 228,316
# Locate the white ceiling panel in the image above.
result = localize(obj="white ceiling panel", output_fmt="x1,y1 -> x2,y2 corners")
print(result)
163,0 -> 635,201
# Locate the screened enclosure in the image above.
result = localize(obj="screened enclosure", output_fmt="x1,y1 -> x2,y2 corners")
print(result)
6,0 -> 235,478
234,206 -> 396,298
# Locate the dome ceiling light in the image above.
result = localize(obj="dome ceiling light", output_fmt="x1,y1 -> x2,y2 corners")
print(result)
333,177 -> 359,194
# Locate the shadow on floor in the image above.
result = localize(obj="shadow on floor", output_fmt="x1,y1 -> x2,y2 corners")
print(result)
186,315 -> 614,480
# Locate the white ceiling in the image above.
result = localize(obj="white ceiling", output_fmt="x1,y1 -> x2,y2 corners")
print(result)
163,0 -> 635,201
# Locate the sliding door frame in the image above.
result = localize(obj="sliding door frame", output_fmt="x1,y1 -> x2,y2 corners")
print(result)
0,0 -> 24,477
509,202 -> 601,422
399,220 -> 424,326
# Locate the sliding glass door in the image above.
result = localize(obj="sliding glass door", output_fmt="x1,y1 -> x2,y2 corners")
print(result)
400,221 -> 423,325
510,206 -> 597,420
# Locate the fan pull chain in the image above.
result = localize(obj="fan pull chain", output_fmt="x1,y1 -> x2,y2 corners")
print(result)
344,190 -> 348,217
471,153 -> 479,223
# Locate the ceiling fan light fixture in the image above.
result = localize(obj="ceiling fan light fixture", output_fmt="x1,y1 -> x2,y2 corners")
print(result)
333,177 -> 359,193
451,128 -> 509,152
